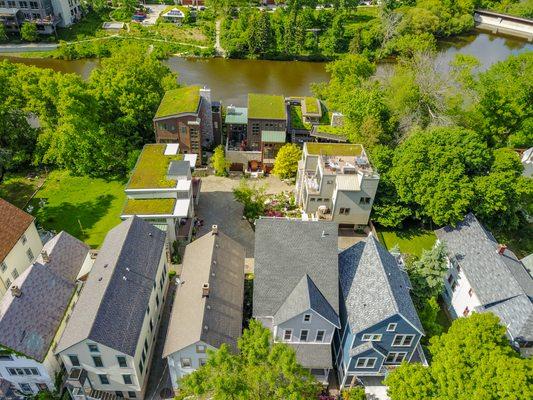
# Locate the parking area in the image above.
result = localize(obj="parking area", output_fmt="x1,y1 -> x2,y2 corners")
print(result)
142,4 -> 167,26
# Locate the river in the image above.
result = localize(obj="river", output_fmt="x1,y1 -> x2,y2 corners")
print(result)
1,31 -> 531,106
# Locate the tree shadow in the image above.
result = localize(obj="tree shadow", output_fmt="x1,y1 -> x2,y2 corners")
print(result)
31,194 -> 115,241
0,180 -> 36,208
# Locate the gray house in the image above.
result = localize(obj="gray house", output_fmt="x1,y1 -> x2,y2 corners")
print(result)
253,219 -> 340,385
334,236 -> 425,389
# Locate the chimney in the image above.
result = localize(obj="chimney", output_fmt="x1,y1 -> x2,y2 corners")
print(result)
11,285 -> 21,298
41,250 -> 50,263
212,225 -> 218,235
497,244 -> 507,255
202,283 -> 210,298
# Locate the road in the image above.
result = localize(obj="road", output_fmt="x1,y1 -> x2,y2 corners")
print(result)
0,43 -> 58,53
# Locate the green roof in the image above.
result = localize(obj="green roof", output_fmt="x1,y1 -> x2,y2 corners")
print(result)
305,143 -> 363,157
261,131 -> 286,143
127,144 -> 183,189
316,124 -> 345,135
225,107 -> 248,125
155,86 -> 200,118
122,198 -> 176,215
302,97 -> 321,116
290,105 -> 312,130
248,93 -> 286,120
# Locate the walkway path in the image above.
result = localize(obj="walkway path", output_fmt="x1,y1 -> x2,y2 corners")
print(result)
215,19 -> 226,57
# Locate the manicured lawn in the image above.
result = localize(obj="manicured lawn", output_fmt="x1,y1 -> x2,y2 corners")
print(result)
378,228 -> 437,257
0,172 -> 45,209
29,170 -> 126,248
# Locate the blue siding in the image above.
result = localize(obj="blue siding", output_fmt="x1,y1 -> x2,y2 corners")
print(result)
348,348 -> 384,374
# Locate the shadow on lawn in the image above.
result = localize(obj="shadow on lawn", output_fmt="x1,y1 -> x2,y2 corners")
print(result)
0,180 -> 35,209
32,194 -> 115,241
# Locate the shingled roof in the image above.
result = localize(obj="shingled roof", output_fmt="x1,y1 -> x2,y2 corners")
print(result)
339,235 -> 423,335
163,229 -> 245,358
56,217 -> 166,356
0,199 -> 35,263
0,232 -> 89,361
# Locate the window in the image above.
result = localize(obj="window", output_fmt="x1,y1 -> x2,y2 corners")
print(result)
359,197 -> 371,204
303,314 -> 311,323
447,274 -> 454,284
1,261 -> 7,272
5,278 -> 11,288
392,334 -> 415,347
36,383 -> 48,391
98,374 -> 110,385
117,356 -> 127,368
123,374 -> 133,385
339,207 -> 350,215
68,355 -> 80,367
299,330 -> 309,342
92,356 -> 103,368
468,288 -> 473,297
8,0 -> 15,6
181,358 -> 192,368
128,392 -> 137,398
387,323 -> 397,332
196,345 -> 206,353
29,0 -> 38,8
451,280 -> 458,292
463,306 -> 470,317
385,352 -> 407,364
199,358 -> 207,366
115,392 -> 124,398
310,198 -> 315,202
138,360 -> 144,375
21,234 -> 27,244
362,334 -> 382,342
283,329 -> 292,341
315,330 -> 325,342
356,357 -> 376,368
144,339 -> 148,352
156,294 -> 160,307
20,383 -> 33,393
26,248 -> 34,262
88,343 -> 99,353
7,368 -> 17,375
0,355 -> 13,361
12,268 -> 18,279
149,319 -> 154,332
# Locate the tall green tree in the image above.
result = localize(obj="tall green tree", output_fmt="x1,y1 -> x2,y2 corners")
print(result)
20,22 -> 38,42
272,143 -> 302,180
210,145 -> 230,176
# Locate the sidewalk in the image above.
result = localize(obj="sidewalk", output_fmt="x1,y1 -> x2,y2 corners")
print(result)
0,43 -> 58,53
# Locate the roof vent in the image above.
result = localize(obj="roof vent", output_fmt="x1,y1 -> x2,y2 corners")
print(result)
204,325 -> 209,331
148,232 -> 153,237
321,230 -> 329,238
202,283 -> 210,298
497,244 -> 507,255
10,285 -> 21,298
41,250 -> 50,263
212,225 -> 218,235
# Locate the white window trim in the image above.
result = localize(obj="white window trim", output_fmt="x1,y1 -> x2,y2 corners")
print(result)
181,358 -> 192,368
283,329 -> 292,341
302,313 -> 312,323
386,351 -> 408,364
386,323 -> 397,332
392,334 -> 415,347
361,333 -> 382,342
356,357 -> 377,369
315,330 -> 326,342
299,329 -> 309,342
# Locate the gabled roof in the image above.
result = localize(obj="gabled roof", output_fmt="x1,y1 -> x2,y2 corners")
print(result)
0,199 -> 35,263
339,235 -> 423,335
56,217 -> 166,356
163,229 -> 245,357
436,213 -> 533,341
0,232 -> 89,361
349,341 -> 386,358
253,219 -> 339,319
273,274 -> 340,327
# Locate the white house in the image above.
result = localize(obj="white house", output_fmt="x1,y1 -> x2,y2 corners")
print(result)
163,226 -> 245,390
0,199 -> 43,297
56,217 -> 169,400
0,232 -> 92,395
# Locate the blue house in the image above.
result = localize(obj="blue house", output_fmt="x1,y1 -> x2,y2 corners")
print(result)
333,236 -> 426,389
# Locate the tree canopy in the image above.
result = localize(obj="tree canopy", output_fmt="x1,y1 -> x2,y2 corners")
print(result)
272,143 -> 302,180
210,145 -> 231,176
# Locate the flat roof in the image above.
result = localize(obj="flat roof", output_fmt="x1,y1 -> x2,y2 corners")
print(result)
183,154 -> 197,168
305,143 -> 364,157
302,97 -> 321,116
155,86 -> 201,119
127,144 -> 183,189
225,106 -> 248,125
248,93 -> 286,120
261,130 -> 286,143
122,198 -> 177,216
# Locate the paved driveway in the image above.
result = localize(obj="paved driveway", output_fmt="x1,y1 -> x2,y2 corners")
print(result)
143,4 -> 167,26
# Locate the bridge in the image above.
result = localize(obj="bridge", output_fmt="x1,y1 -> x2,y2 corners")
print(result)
474,9 -> 533,41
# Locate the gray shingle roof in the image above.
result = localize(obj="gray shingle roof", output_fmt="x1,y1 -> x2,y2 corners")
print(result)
163,230 -> 245,357
56,217 -> 166,356
290,342 -> 333,368
436,213 -> 533,341
349,342 -> 386,358
253,220 -> 339,319
339,235 -> 423,334
0,232 -> 89,361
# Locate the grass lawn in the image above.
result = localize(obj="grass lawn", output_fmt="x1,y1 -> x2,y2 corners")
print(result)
0,171 -> 45,209
56,9 -> 111,41
29,170 -> 126,248
378,228 -> 437,258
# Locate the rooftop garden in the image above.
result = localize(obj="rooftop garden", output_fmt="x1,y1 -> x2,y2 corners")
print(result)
248,93 -> 286,120
305,143 -> 363,157
155,86 -> 200,118
122,198 -> 176,216
127,144 -> 182,189
302,97 -> 320,115
290,105 -> 312,130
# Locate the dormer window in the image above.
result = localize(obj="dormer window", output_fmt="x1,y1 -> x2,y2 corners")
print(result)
386,323 -> 397,332
303,314 -> 312,323
362,334 -> 382,342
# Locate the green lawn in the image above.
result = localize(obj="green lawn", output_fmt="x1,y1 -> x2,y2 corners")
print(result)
378,228 -> 437,257
30,170 -> 126,248
0,172 -> 44,209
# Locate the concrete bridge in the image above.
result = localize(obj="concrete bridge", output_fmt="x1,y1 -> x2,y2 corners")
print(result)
474,9 -> 533,41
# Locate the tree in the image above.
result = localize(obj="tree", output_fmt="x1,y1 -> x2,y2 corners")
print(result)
272,143 -> 302,180
341,387 -> 366,400
233,179 -> 267,221
179,320 -> 319,399
247,11 -> 273,57
210,145 -> 230,176
20,22 -> 38,42
0,24 -> 6,42
417,296 -> 444,339
386,313 -> 532,400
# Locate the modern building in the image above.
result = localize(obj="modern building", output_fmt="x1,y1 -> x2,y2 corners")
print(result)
56,217 -> 169,400
436,213 -> 533,356
154,86 -> 215,164
211,100 -> 223,146
247,93 -> 286,148
0,232 -> 92,395
335,236 -> 425,389
121,143 -> 200,243
253,219 -> 340,385
163,226 -> 245,390
0,198 -> 43,297
295,143 -> 380,228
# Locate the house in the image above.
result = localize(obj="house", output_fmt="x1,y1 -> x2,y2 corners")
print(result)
295,143 -> 380,228
334,236 -> 426,389
154,86 -> 215,164
121,143 -> 200,243
163,226 -> 245,390
161,8 -> 184,24
436,213 -> 533,356
0,8 -> 23,34
253,219 -> 340,385
0,199 -> 43,297
0,232 -> 92,395
55,217 -> 169,400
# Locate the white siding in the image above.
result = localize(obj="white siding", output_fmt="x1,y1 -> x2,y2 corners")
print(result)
0,355 -> 54,394
443,257 -> 482,318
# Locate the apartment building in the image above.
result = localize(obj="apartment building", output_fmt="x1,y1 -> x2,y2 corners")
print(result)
56,217 -> 169,399
0,198 -> 43,297
295,143 -> 380,228
0,232 -> 91,395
